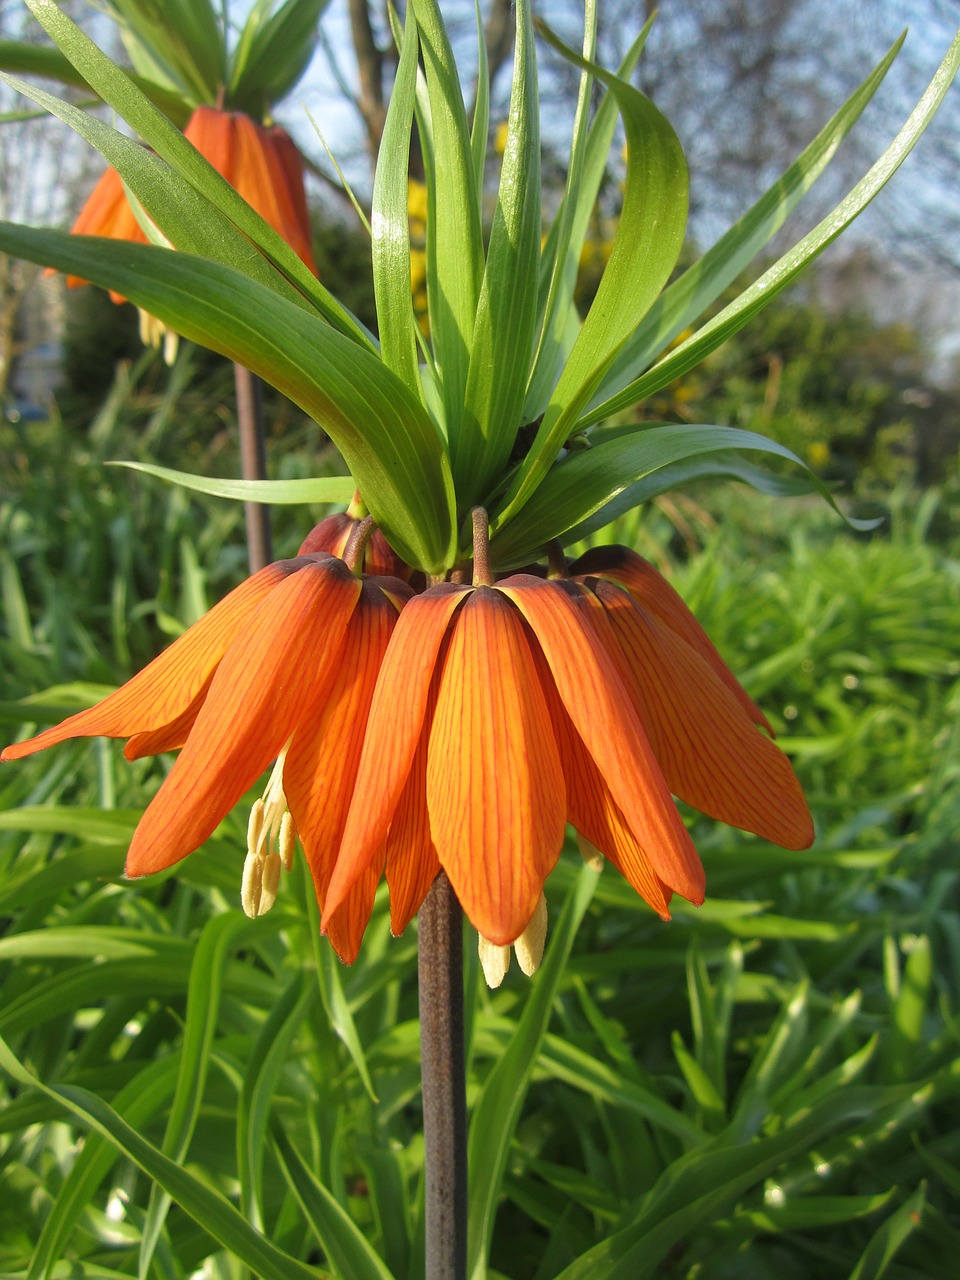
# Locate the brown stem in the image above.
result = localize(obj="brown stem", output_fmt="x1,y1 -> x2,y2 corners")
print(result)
471,507 -> 493,587
418,872 -> 467,1280
234,363 -> 272,573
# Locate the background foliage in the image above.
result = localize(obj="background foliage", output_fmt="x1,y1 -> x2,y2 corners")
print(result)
2,364 -> 959,1276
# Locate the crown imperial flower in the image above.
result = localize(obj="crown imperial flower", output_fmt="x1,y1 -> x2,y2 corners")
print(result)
1,550 -> 412,961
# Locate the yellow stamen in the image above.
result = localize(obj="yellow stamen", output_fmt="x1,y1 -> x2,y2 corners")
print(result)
241,851 -> 264,918
242,747 -> 297,917
514,894 -> 548,976
576,834 -> 605,873
478,935 -> 511,989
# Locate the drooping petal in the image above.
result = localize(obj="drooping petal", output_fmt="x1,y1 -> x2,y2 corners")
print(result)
2,559 -> 307,763
534,644 -> 673,917
283,582 -> 399,912
594,580 -> 814,849
231,113 -> 317,271
385,672 -> 442,936
125,558 -> 362,877
571,546 -> 772,733
324,858 -> 384,965
322,584 -> 469,925
65,166 -> 148,295
123,682 -> 211,759
499,575 -> 705,905
427,588 -> 567,946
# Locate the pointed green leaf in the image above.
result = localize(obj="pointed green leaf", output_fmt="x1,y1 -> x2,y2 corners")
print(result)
591,34 -> 905,408
102,0 -> 225,103
489,423 -> 874,567
456,0 -> 541,508
467,865 -> 598,1280
109,461 -> 355,505
230,0 -> 330,114
410,0 -> 484,439
0,1033 -> 320,1280
525,7 -> 647,421
0,37 -> 191,122
492,30 -> 688,538
469,0 -> 490,193
0,224 -> 455,571
847,1184 -> 927,1280
273,1127 -> 397,1280
371,1 -> 423,398
581,26 -> 960,426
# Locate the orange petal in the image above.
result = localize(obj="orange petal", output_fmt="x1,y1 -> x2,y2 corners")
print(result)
499,575 -> 705,904
184,105 -> 235,182
385,673 -> 442,936
283,582 -> 398,909
536,649 -> 672,917
267,124 -> 318,271
322,584 -> 469,924
595,580 -> 814,849
324,858 -> 384,964
572,546 -> 772,733
426,588 -> 567,946
233,114 -> 317,272
65,166 -> 147,292
124,558 -> 361,876
123,680 -> 211,760
2,559 -> 306,763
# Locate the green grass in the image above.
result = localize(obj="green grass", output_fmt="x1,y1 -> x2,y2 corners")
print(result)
1,359 -> 959,1278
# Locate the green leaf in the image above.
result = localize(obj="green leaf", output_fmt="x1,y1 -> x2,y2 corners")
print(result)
0,804 -> 137,844
562,452 -> 828,544
273,1127 -> 397,1280
371,0 -> 423,399
456,0 -> 541,510
410,0 -> 484,440
847,1184 -> 926,1280
581,26 -> 960,426
0,37 -> 191,122
101,0 -> 225,104
467,865 -> 598,1280
524,7 -> 646,422
0,225 -> 456,573
489,423 -> 874,567
140,912 -> 254,1280
230,0 -> 330,114
23,0 -> 370,347
469,0 -> 490,193
294,854 -> 379,1103
553,1085 -> 929,1280
238,975 -> 316,1229
491,29 -> 688,538
0,1033 -> 320,1280
592,34 -> 905,407
109,460 -> 355,506
28,1057 -> 181,1280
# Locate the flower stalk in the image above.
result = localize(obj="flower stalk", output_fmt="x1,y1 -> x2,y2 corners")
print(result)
418,871 -> 467,1280
234,362 -> 272,572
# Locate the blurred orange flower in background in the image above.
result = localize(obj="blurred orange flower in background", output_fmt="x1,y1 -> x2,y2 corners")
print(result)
66,103 -> 316,298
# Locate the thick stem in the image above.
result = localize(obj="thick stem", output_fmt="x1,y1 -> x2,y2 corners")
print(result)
418,872 -> 467,1280
234,363 -> 272,572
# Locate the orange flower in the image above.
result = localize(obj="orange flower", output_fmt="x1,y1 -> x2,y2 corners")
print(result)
65,104 -> 316,299
323,574 -> 709,972
299,510 -> 414,581
1,551 -> 411,962
569,546 -> 814,852
323,554 -> 812,982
